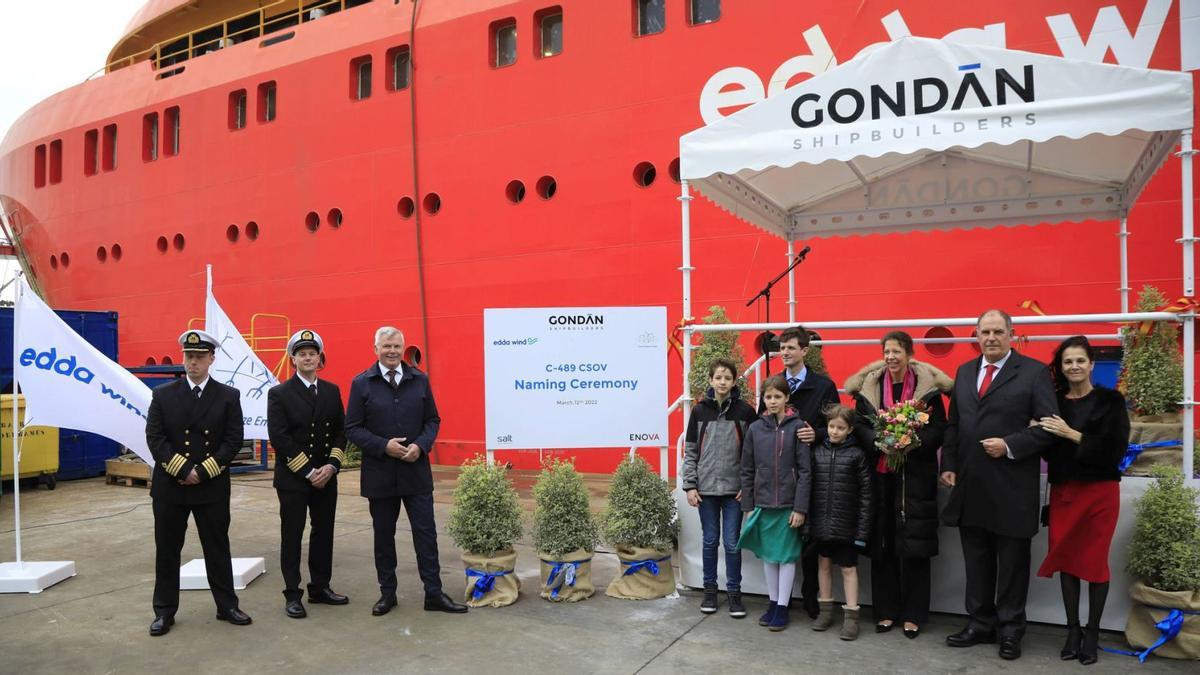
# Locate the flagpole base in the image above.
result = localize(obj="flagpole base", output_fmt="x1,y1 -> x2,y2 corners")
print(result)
0,560 -> 76,594
180,557 -> 265,591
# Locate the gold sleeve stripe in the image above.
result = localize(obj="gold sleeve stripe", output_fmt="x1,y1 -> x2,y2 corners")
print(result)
166,455 -> 186,476
202,457 -> 221,477
331,448 -> 346,463
287,454 -> 310,472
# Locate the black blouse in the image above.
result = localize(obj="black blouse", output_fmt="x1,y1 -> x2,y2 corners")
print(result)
1044,386 -> 1130,484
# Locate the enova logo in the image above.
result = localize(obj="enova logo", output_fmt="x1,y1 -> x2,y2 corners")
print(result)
790,64 -> 1034,128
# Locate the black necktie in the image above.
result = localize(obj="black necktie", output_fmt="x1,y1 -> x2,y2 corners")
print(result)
192,385 -> 202,398
386,370 -> 397,388
309,384 -> 317,398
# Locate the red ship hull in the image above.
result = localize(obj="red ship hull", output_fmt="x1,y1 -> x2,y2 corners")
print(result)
2,0 -> 1196,473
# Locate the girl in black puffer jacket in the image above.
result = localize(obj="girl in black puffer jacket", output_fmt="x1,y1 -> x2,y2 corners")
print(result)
809,404 -> 872,641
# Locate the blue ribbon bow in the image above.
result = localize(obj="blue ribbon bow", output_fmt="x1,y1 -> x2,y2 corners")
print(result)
621,555 -> 671,576
1102,606 -> 1199,662
465,568 -> 510,600
542,559 -> 590,599
1119,440 -> 1182,473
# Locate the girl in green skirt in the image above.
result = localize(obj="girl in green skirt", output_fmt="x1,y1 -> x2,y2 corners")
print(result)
739,374 -> 812,631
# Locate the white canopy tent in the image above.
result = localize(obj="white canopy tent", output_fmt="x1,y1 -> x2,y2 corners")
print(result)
678,35 -> 1195,476
674,37 -> 1195,627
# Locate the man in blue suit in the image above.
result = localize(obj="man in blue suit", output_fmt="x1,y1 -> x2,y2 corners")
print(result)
345,326 -> 467,616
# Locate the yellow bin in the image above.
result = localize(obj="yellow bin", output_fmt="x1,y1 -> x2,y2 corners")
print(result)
1,395 -> 60,482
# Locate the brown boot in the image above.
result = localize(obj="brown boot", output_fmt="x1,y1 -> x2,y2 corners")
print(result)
811,600 -> 836,631
840,606 -> 860,641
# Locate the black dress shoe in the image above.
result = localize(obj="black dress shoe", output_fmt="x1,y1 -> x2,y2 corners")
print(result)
423,591 -> 468,614
903,625 -> 921,639
946,626 -> 997,647
876,620 -> 894,633
309,588 -> 349,605
999,636 -> 1022,660
372,595 -> 397,616
1061,623 -> 1082,660
1078,625 -> 1100,665
149,615 -> 174,636
285,600 -> 307,619
216,608 -> 252,626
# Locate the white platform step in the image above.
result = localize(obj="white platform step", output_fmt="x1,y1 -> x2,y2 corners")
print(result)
180,557 -> 266,591
0,560 -> 76,594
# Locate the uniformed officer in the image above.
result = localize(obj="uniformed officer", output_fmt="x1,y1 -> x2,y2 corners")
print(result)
267,329 -> 349,618
146,329 -> 251,636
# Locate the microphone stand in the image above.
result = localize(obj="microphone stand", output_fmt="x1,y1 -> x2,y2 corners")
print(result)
745,247 -> 809,379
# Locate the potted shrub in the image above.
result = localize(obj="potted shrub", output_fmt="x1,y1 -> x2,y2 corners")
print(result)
1125,466 -> 1200,660
533,458 -> 599,602
447,455 -> 523,607
1120,285 -> 1185,475
688,305 -> 751,402
602,456 -> 680,600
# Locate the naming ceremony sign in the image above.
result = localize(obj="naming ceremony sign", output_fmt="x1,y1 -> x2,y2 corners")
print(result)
484,307 -> 667,449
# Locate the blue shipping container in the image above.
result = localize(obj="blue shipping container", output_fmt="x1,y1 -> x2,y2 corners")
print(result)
0,307 -> 121,480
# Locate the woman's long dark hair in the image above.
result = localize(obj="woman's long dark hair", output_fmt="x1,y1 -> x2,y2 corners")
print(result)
1050,335 -> 1094,393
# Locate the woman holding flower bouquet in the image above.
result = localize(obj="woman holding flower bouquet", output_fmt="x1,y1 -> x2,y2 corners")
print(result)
844,331 -> 953,638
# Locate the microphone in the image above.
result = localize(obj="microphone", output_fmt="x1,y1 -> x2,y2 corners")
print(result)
795,245 -> 812,259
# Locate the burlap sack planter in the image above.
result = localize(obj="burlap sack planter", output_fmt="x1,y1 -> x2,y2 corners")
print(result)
461,549 -> 520,608
1124,581 -> 1200,660
605,545 -> 675,600
1127,412 -> 1183,476
538,548 -> 596,602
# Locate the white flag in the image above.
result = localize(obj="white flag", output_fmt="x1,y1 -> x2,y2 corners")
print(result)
14,278 -> 154,465
205,267 -> 277,440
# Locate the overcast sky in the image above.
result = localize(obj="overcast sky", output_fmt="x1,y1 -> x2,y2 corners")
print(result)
0,1 -> 146,296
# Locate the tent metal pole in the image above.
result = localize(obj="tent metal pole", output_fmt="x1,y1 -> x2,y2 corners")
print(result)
678,179 -> 694,482
11,272 -> 22,565
1180,130 -> 1195,482
786,239 -> 796,323
1119,212 -> 1130,313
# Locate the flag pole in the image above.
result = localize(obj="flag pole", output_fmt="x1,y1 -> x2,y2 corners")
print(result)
11,271 -> 22,566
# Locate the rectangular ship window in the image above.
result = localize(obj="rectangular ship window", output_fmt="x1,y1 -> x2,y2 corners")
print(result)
49,140 -> 62,185
258,81 -> 277,122
229,90 -> 247,129
690,0 -> 720,25
34,144 -> 46,188
351,56 -> 372,100
165,106 -> 180,156
143,112 -> 159,162
491,19 -> 517,67
102,124 -> 118,171
635,0 -> 665,36
84,129 -> 98,176
387,46 -> 410,91
536,8 -> 563,58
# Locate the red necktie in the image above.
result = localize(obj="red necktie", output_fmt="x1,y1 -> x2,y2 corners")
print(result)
978,364 -> 998,396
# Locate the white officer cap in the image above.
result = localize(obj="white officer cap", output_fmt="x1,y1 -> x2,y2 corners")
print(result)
287,329 -> 324,355
178,329 -> 218,352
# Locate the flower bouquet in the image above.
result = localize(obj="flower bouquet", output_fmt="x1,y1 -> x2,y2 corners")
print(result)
872,399 -> 930,471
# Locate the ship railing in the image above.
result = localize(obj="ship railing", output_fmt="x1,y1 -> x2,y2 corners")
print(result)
106,0 -> 360,73
187,312 -> 292,382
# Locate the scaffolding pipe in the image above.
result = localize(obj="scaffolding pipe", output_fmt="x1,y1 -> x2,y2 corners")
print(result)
1180,130 -> 1195,482
687,312 -> 1179,334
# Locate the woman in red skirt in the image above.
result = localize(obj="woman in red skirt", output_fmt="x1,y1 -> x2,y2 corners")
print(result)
1037,336 -> 1130,666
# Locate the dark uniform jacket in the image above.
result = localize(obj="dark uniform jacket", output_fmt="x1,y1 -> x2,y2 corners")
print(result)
345,363 -> 440,498
146,378 -> 244,504
941,350 -> 1058,539
267,375 -> 347,491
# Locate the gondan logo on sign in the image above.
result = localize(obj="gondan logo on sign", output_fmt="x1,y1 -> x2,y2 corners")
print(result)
548,313 -> 605,331
790,64 -> 1035,128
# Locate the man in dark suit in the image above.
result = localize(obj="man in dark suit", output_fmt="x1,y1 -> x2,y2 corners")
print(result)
760,326 -> 840,618
145,329 -> 251,636
345,326 -> 467,616
267,329 -> 349,619
940,309 -> 1058,660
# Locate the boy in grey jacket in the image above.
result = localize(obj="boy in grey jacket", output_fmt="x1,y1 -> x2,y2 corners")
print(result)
683,358 -> 758,617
